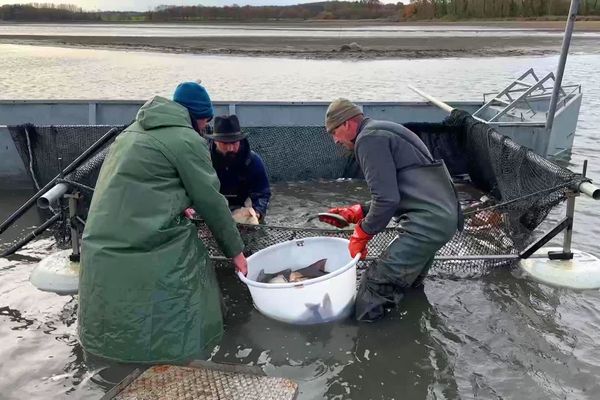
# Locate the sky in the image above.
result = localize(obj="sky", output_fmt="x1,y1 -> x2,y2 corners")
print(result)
0,1 -> 402,12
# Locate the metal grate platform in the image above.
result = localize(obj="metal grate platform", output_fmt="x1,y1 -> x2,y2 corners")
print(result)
104,362 -> 298,400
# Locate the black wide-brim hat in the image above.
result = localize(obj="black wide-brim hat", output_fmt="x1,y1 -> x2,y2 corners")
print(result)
207,114 -> 248,143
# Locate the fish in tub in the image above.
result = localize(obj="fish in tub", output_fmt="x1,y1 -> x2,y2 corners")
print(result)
255,259 -> 329,283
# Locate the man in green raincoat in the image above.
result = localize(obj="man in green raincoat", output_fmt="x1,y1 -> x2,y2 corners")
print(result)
78,82 -> 247,364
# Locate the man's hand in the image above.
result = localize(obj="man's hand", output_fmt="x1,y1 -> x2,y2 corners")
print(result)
232,252 -> 248,276
319,204 -> 364,227
349,221 -> 373,260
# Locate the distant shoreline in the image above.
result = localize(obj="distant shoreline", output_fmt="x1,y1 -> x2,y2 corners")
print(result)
1,33 -> 599,60
1,20 -> 599,60
0,19 -> 600,30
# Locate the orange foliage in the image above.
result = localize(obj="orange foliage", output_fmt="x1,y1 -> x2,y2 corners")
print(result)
403,3 -> 417,18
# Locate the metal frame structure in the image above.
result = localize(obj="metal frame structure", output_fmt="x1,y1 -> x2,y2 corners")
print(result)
547,0 -> 581,133
518,193 -> 576,261
473,68 -> 581,124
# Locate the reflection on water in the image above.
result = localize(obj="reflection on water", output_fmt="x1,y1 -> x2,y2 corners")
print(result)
0,44 -> 596,106
215,270 -> 456,399
0,190 -> 38,253
1,47 -> 600,399
2,178 -> 600,399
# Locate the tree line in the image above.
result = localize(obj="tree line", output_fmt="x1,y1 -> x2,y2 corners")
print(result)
406,0 -> 600,20
1,1 -> 599,22
0,3 -> 101,21
145,1 -> 398,22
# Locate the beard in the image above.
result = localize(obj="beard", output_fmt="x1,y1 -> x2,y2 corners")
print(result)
223,151 -> 238,163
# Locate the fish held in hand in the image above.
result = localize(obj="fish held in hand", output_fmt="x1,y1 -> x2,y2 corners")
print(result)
232,207 -> 259,225
232,198 -> 260,225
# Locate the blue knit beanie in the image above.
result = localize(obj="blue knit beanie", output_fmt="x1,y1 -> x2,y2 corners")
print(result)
173,81 -> 214,121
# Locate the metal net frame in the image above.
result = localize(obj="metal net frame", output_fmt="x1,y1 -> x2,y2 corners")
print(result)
7,110 -> 585,271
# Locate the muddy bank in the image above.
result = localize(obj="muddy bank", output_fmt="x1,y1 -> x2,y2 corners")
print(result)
1,34 -> 598,59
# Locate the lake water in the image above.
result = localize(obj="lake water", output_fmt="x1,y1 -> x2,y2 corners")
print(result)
1,38 -> 600,399
1,43 -> 599,104
1,22 -> 599,38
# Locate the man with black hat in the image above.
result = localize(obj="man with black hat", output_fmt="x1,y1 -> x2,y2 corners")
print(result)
78,81 -> 247,364
207,114 -> 271,222
320,98 -> 463,322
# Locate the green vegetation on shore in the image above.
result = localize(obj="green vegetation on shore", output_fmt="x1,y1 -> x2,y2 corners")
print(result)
0,1 -> 599,23
407,0 -> 599,20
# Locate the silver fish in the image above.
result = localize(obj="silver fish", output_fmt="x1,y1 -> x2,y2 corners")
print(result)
294,258 -> 328,278
255,259 -> 328,284
256,268 -> 291,283
269,275 -> 289,283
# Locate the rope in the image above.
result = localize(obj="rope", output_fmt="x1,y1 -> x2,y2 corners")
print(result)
463,180 -> 578,216
24,125 -> 41,191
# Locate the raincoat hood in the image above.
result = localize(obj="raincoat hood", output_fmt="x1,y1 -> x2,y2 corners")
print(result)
79,97 -> 245,364
137,96 -> 193,131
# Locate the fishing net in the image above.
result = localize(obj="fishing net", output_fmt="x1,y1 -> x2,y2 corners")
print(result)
7,110 -> 585,271
7,124 -> 125,246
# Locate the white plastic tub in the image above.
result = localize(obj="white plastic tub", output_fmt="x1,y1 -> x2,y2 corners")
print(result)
238,237 -> 359,324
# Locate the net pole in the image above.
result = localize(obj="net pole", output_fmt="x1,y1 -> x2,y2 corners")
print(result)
546,0 -> 579,133
408,85 -> 454,114
563,194 -> 576,254
0,213 -> 61,257
0,126 -> 120,236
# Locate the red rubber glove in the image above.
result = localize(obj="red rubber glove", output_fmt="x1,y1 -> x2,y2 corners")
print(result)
319,204 -> 364,227
232,252 -> 248,276
349,221 -> 373,260
184,208 -> 196,219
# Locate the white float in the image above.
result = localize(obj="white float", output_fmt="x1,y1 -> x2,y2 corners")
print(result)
30,249 -> 79,295
519,246 -> 600,290
238,237 -> 359,324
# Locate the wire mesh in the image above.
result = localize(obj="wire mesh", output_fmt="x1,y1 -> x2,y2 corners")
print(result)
7,110 -> 585,271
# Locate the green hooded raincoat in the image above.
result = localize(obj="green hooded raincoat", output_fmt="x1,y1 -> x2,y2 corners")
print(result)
78,96 -> 244,364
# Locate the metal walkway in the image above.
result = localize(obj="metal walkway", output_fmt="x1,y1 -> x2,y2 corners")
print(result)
103,361 -> 298,400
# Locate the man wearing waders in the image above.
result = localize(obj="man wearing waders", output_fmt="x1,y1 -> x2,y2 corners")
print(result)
320,98 -> 463,321
79,81 -> 247,364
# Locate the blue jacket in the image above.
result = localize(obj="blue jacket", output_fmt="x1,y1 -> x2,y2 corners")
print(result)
210,139 -> 271,218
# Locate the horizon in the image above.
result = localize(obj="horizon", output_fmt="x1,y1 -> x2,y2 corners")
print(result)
0,1 -> 403,12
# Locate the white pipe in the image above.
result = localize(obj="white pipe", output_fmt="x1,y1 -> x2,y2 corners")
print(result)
37,183 -> 68,209
408,85 -> 454,114
407,83 -> 599,201
579,182 -> 600,200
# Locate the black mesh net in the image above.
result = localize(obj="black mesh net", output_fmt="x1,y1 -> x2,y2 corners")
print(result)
245,126 -> 360,182
8,124 -> 125,190
7,110 -> 584,271
8,124 -> 125,245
